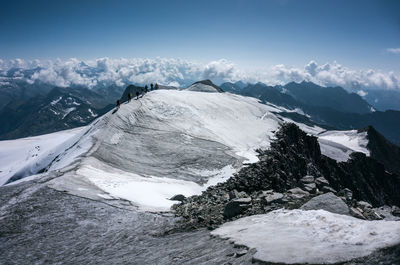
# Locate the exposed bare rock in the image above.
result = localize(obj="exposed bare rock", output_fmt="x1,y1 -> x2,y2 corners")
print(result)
300,192 -> 350,215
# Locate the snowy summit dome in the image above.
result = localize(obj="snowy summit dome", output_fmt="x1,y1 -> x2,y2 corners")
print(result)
186,79 -> 224,93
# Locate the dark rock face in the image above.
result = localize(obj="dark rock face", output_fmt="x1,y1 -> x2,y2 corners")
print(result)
120,84 -> 145,103
359,125 -> 400,174
224,198 -> 252,219
392,206 -> 400,217
173,123 -> 400,229
170,194 -> 186,202
319,153 -> 400,207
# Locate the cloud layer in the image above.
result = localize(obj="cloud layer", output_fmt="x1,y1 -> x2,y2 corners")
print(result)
387,48 -> 400,54
0,57 -> 399,91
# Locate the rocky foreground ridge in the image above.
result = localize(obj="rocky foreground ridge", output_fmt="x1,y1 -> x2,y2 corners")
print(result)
173,123 -> 400,230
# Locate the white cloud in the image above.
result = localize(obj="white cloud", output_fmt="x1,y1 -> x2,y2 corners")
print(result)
357,90 -> 367,97
387,48 -> 400,54
250,61 -> 400,91
0,58 -> 399,91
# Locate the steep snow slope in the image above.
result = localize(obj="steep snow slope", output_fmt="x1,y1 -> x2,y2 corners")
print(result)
318,130 -> 370,162
187,80 -> 223,93
187,83 -> 220,92
212,209 -> 400,264
46,90 -> 290,211
0,127 -> 88,186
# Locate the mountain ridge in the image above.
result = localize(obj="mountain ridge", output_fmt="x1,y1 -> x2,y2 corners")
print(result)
221,81 -> 400,145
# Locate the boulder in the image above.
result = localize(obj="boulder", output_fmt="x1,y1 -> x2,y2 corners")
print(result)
315,177 -> 329,187
229,190 -> 248,200
338,188 -> 353,201
223,197 -> 252,219
357,201 -> 372,210
300,175 -> 315,184
235,249 -> 248,257
170,194 -> 186,202
234,197 -> 252,204
362,208 -> 383,220
264,192 -> 284,204
321,186 -> 337,194
300,192 -> 350,215
303,183 -> 317,194
392,206 -> 400,217
349,207 -> 366,220
287,187 -> 310,199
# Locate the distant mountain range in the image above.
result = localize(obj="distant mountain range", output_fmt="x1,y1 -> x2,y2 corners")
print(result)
1,78 -> 400,147
221,81 -> 400,145
0,86 -> 115,140
363,89 -> 400,111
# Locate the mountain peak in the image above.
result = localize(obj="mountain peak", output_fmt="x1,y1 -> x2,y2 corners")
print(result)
283,81 -> 372,114
188,80 -> 223,93
234,80 -> 247,89
358,125 -> 400,174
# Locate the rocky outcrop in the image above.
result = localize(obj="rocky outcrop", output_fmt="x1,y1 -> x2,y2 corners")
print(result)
359,125 -> 400,175
173,123 -> 400,229
120,84 -> 144,103
300,192 -> 350,215
188,80 -> 224,93
170,194 -> 186,202
224,197 -> 252,219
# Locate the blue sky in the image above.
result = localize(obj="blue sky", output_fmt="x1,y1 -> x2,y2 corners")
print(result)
1,0 -> 399,71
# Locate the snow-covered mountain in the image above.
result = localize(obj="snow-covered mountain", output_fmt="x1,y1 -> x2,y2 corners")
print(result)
222,81 -> 400,145
0,89 -> 371,189
187,79 -> 224,93
1,87 -> 399,264
0,127 -> 87,186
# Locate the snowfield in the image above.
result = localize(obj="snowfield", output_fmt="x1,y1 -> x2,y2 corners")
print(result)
0,127 -> 88,186
77,157 -> 236,211
318,130 -> 370,162
212,209 -> 400,264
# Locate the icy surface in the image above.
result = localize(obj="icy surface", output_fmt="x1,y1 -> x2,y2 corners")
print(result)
0,181 -> 255,265
77,157 -> 236,211
318,130 -> 369,162
144,91 -> 281,162
212,209 -> 400,264
0,127 -> 87,186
